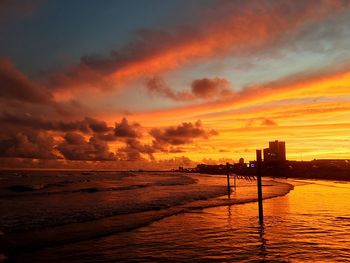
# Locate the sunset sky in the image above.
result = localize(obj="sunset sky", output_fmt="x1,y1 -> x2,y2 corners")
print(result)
1,0 -> 350,169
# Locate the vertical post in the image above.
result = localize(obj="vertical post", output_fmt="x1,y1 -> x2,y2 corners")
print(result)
226,162 -> 231,198
234,175 -> 237,190
256,150 -> 264,224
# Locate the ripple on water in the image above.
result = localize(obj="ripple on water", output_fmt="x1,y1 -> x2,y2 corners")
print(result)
4,177 -> 350,262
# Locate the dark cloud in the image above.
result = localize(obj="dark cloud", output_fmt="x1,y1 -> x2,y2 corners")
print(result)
85,117 -> 111,133
146,76 -> 178,100
95,133 -> 118,142
63,132 -> 86,145
0,112 -> 113,133
49,63 -> 112,93
0,116 -> 218,163
0,131 -> 58,159
117,138 -> 155,161
150,120 -> 218,145
0,112 -> 113,134
145,76 -> 193,101
0,59 -> 92,121
191,78 -> 234,99
0,155 -> 198,171
146,76 -> 234,101
114,117 -> 141,138
115,119 -> 218,161
0,58 -> 53,104
0,128 -> 117,161
80,30 -> 178,74
49,30 -> 179,92
57,132 -> 115,161
0,112 -> 88,133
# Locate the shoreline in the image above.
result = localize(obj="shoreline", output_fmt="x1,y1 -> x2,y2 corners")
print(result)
1,169 -> 349,183
0,177 -> 294,258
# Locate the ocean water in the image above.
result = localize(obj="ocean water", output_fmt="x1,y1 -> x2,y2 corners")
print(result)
0,171 -> 349,262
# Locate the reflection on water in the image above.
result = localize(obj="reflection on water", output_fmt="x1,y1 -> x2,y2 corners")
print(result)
258,224 -> 267,260
10,179 -> 350,262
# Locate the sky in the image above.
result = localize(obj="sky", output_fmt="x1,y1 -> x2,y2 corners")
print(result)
1,0 -> 350,169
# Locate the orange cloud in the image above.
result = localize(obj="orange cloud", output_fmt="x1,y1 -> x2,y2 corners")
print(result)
107,1 -> 348,82
94,65 -> 350,162
51,1 -> 349,99
3,2 -> 350,167
125,67 -> 350,125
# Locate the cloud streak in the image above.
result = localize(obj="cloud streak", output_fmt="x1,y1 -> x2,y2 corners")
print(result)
135,66 -> 350,122
49,1 -> 350,99
145,76 -> 234,101
57,133 -> 115,161
150,120 -> 218,146
0,112 -> 112,134
0,58 -> 52,104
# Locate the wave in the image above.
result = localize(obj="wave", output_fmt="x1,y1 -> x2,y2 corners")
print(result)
1,184 -> 151,198
0,174 -> 197,198
5,184 -> 44,192
0,178 -> 294,257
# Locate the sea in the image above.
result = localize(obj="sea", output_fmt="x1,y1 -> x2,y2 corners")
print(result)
0,171 -> 349,262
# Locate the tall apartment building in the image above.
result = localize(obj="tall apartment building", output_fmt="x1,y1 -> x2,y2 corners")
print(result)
263,140 -> 286,162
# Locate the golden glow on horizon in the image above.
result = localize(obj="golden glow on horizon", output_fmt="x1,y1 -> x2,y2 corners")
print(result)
98,69 -> 350,162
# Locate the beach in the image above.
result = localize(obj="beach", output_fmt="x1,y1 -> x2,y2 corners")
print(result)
1,171 -> 349,262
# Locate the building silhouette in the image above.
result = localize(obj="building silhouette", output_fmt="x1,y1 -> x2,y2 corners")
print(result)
263,140 -> 286,162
